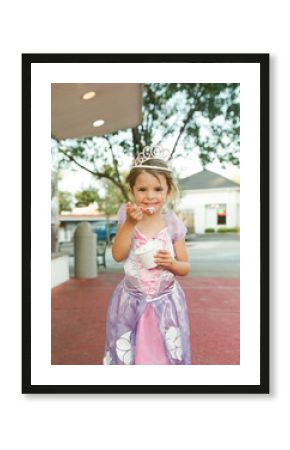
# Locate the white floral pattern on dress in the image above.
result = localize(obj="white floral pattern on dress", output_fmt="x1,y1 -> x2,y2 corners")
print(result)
103,351 -> 112,365
116,331 -> 132,364
165,326 -> 183,361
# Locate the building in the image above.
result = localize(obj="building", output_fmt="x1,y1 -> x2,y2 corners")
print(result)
178,169 -> 240,234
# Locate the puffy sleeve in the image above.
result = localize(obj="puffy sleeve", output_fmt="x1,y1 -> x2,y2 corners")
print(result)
117,204 -> 127,225
165,211 -> 188,243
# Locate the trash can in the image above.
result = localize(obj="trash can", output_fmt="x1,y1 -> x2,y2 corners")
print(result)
74,222 -> 97,278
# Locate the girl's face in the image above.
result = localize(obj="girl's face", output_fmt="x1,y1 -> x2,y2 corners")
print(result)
131,171 -> 169,214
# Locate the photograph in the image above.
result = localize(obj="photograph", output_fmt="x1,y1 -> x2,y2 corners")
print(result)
22,53 -> 269,393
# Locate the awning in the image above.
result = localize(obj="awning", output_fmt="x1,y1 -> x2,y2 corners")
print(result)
51,83 -> 143,140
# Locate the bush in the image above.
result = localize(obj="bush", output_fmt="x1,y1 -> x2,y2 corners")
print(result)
217,227 -> 228,233
205,228 -> 215,233
227,226 -> 240,233
217,227 -> 240,233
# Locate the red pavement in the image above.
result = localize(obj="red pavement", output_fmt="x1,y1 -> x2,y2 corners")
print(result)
52,273 -> 239,365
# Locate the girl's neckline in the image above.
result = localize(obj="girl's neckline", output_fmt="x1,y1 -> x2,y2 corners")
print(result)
135,226 -> 168,240
135,212 -> 168,239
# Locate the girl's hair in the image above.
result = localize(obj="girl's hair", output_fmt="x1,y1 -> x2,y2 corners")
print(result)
126,158 -> 178,194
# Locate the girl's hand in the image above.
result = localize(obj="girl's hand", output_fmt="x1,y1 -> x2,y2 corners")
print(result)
126,202 -> 144,225
154,249 -> 174,269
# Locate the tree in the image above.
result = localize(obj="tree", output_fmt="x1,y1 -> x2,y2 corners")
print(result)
75,188 -> 98,207
94,179 -> 125,218
58,191 -> 73,212
74,182 -> 123,217
56,83 -> 240,201
140,83 -> 239,166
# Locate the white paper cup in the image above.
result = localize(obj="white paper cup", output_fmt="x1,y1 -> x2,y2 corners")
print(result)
136,239 -> 164,269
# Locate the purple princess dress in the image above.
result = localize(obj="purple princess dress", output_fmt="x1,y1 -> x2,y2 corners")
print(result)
103,205 -> 191,365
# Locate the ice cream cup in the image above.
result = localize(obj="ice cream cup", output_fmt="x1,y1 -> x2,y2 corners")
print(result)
135,239 -> 164,269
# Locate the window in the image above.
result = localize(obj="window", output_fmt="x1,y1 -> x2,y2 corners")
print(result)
217,205 -> 227,225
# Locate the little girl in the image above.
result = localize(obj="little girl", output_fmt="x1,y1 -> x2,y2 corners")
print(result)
103,148 -> 191,365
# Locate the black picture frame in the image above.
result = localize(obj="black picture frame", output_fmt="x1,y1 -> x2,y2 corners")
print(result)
22,53 -> 269,394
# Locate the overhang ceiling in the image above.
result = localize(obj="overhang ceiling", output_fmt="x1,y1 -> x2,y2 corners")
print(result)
51,83 -> 143,140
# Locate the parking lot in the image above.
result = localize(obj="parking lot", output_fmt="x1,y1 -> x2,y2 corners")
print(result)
186,239 -> 240,277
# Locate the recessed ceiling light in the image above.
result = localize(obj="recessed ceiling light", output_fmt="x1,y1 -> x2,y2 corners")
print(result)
93,119 -> 105,128
82,91 -> 96,100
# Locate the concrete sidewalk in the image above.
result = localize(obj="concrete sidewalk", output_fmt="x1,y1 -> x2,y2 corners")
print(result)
186,233 -> 240,241
52,273 -> 240,365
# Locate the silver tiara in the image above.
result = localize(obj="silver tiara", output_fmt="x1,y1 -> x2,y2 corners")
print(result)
132,146 -> 172,172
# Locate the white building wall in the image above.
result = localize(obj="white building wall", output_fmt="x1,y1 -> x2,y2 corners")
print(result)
178,188 -> 240,233
51,254 -> 70,287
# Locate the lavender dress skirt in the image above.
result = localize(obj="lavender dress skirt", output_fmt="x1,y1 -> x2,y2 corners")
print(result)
103,275 -> 191,365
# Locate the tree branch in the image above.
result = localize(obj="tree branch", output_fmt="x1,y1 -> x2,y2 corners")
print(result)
131,127 -> 142,157
169,108 -> 195,159
102,135 -> 123,186
156,118 -> 180,146
58,147 -> 129,201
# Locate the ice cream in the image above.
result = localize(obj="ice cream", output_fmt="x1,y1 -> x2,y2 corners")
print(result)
135,239 -> 164,269
145,206 -> 156,214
